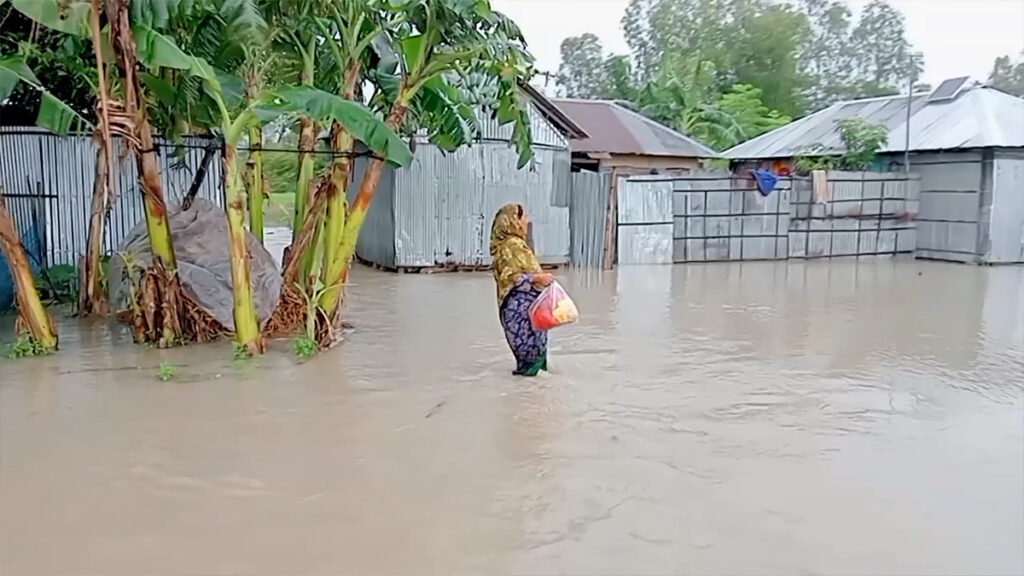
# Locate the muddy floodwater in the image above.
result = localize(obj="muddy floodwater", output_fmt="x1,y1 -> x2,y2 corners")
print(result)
1,259 -> 1022,575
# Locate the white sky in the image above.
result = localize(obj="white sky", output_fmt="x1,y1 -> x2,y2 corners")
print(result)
493,0 -> 1024,91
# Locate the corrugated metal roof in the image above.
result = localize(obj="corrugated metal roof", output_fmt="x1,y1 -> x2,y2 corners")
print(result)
551,99 -> 719,159
725,84 -> 1024,159
520,83 -> 588,139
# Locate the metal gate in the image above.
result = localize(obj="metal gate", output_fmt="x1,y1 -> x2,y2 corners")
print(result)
616,176 -> 674,265
568,171 -> 610,267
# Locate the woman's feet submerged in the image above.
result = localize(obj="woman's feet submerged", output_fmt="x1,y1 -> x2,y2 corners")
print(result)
513,357 -> 548,377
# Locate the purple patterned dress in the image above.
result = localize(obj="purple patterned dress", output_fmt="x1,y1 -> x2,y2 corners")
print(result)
500,274 -> 548,376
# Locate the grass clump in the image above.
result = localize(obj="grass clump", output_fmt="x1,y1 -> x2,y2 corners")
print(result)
293,336 -> 317,360
157,361 -> 176,381
5,335 -> 49,359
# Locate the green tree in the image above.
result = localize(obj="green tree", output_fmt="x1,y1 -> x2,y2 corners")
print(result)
636,56 -> 741,150
799,0 -> 855,109
14,0 -> 190,346
619,0 -> 813,115
714,83 -> 790,149
556,33 -> 606,98
600,55 -> 636,101
989,52 -> 1024,97
849,0 -> 920,97
729,1 -> 810,117
621,0 -> 658,85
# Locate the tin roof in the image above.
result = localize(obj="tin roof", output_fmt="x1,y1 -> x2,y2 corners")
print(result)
725,83 -> 1024,160
520,83 -> 588,140
551,98 -> 718,159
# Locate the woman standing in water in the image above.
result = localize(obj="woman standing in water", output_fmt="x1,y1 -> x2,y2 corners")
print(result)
490,203 -> 553,376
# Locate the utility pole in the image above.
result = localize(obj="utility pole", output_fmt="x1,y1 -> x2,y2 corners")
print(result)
904,52 -> 921,173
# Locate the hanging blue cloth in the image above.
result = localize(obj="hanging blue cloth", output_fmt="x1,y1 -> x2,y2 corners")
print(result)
751,169 -> 779,197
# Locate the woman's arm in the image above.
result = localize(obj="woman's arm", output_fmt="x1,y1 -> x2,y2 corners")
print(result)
512,272 -> 552,291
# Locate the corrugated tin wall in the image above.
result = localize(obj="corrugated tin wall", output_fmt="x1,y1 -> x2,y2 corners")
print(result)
350,155 -> 397,268
617,170 -> 918,264
354,100 -> 573,269
911,151 -> 985,263
0,127 -> 224,267
987,153 -> 1024,263
478,101 -> 568,150
385,144 -> 570,268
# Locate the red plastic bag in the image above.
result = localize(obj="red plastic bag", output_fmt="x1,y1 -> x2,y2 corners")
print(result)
529,281 -> 579,331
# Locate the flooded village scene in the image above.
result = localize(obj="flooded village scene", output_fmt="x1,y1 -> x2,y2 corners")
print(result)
1,0 -> 1022,574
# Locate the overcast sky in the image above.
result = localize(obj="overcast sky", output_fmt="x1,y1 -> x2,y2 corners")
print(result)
493,0 -> 1024,92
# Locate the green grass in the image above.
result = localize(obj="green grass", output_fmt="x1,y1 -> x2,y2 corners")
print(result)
5,335 -> 50,359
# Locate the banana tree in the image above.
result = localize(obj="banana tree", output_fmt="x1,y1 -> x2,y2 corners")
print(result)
103,0 -> 189,346
312,0 -> 536,342
142,25 -> 411,353
309,0 -> 395,310
6,0 -> 114,317
260,0 -> 326,244
0,193 -> 59,353
81,0 -> 114,316
0,50 -> 87,353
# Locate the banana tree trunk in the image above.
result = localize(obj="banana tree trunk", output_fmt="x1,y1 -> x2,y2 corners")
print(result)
291,116 -> 316,237
246,125 -> 265,243
0,195 -> 57,351
318,63 -> 362,314
106,0 -> 181,345
223,145 -> 264,355
80,146 -> 109,316
320,104 -> 408,319
290,41 -> 317,244
318,121 -> 352,313
80,0 -> 112,317
137,132 -> 176,270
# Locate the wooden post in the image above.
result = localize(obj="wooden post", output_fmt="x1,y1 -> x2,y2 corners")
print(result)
602,167 -> 619,270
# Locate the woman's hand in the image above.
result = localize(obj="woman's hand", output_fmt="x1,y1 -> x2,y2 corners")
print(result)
533,272 -> 554,287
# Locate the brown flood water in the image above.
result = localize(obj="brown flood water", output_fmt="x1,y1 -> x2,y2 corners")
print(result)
1,259 -> 1022,575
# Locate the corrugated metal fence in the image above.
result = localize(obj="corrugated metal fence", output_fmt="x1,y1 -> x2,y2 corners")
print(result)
615,170 -> 919,264
672,173 -> 791,262
0,127 -> 225,268
381,143 -> 572,268
789,171 -> 918,259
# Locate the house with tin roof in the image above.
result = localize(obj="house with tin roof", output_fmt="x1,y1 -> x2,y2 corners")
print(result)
552,99 -> 717,176
725,78 -> 1024,264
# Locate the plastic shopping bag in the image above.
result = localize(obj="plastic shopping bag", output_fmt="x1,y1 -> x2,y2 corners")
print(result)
529,281 -> 579,331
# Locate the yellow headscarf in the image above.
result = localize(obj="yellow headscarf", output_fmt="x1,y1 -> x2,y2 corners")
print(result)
490,203 -> 542,304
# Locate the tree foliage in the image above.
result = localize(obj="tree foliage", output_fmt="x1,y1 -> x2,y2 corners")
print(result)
556,0 -> 923,151
794,117 -> 889,172
556,33 -> 605,99
714,84 -> 790,149
989,52 -> 1024,97
6,0 -> 538,357
0,3 -> 96,126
